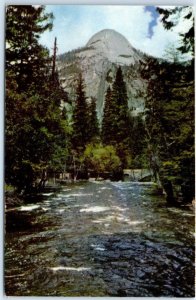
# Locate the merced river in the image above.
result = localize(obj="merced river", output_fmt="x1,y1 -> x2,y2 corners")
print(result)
5,181 -> 195,296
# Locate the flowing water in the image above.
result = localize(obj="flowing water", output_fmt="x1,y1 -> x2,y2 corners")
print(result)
5,181 -> 195,296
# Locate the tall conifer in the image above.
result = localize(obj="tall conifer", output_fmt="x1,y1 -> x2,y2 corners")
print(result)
72,74 -> 88,152
102,67 -> 131,167
88,97 -> 99,142
6,5 -> 53,92
112,66 -> 130,144
102,86 -> 117,145
5,6 -> 68,191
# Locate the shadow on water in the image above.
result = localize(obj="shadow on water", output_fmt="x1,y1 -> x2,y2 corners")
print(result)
87,232 -> 195,297
6,231 -> 194,297
5,181 -> 195,297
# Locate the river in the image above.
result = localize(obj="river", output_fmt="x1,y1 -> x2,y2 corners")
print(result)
5,181 -> 195,296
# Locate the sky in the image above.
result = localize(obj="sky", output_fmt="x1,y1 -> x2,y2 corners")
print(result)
39,5 -> 192,59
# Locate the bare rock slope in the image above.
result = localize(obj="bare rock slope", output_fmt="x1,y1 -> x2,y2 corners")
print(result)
57,29 -> 147,119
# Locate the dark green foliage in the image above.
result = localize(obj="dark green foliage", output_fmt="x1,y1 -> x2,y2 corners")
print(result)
87,97 -> 100,142
130,115 -> 148,168
102,86 -> 116,145
112,67 -> 130,144
145,6 -> 195,204
141,56 -> 194,203
71,74 -> 89,153
141,57 -> 172,185
102,67 -> 132,167
5,5 -> 69,192
6,5 -> 54,92
70,77 -> 100,177
6,72 -> 69,192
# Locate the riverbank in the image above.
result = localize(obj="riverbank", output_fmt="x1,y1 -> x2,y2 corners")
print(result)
5,183 -> 63,210
5,192 -> 24,210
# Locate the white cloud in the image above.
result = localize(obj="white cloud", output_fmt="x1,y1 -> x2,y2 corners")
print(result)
39,5 -> 188,59
148,6 -> 193,58
142,14 -> 180,58
101,6 -> 151,48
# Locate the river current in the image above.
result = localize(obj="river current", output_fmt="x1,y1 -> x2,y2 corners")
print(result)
5,181 -> 195,296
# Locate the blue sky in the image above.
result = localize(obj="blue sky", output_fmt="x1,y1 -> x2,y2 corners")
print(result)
39,5 -> 190,58
145,6 -> 159,38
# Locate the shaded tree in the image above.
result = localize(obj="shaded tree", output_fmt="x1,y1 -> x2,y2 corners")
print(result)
141,55 -> 194,204
5,6 -> 69,192
87,97 -> 100,142
71,73 -> 89,153
101,86 -> 117,145
102,67 -> 131,167
112,67 -> 131,167
152,5 -> 195,203
6,5 -> 53,92
130,115 -> 148,168
112,67 -> 129,141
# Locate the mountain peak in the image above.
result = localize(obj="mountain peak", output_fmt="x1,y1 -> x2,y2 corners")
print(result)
87,29 -> 128,44
86,29 -> 142,65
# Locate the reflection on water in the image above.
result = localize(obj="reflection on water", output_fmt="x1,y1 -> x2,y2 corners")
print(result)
80,206 -> 110,213
5,181 -> 195,296
19,204 -> 40,211
50,266 -> 91,272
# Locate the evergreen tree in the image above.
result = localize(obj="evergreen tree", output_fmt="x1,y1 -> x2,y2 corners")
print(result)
102,86 -> 117,145
87,97 -> 100,142
71,73 -> 88,152
112,67 -> 129,134
5,6 -> 69,192
102,67 -> 131,167
145,6 -> 195,204
112,67 -> 131,167
69,77 -> 100,179
141,58 -> 173,186
130,115 -> 148,168
6,5 -> 53,92
141,56 -> 194,204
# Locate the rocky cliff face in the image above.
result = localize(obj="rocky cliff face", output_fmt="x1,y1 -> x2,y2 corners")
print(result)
57,29 -> 147,120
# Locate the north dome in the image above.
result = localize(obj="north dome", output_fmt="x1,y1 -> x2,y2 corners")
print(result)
86,29 -> 141,64
87,29 -> 131,47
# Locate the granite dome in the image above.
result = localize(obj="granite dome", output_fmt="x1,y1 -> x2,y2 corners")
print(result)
86,29 -> 141,64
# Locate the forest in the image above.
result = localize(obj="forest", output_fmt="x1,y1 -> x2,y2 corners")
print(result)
5,5 -> 194,206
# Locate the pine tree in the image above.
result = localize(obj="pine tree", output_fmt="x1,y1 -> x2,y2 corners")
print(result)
102,86 -> 117,145
88,97 -> 99,142
101,67 -> 131,167
5,6 -> 69,192
141,58 -> 171,186
141,56 -> 194,203
140,6 -> 195,203
111,66 -> 131,167
72,73 -> 88,153
6,5 -> 53,92
130,115 -> 148,168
